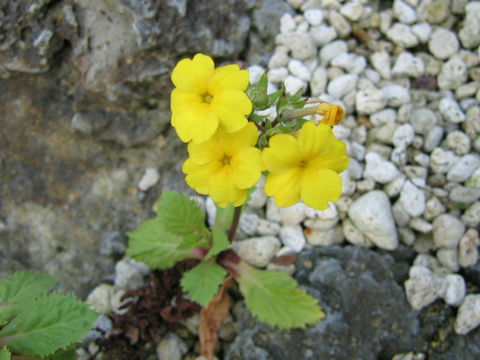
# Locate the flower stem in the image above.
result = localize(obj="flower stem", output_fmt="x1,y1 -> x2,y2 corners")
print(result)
227,206 -> 242,242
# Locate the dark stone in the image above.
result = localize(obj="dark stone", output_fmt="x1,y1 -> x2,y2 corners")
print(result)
227,246 -> 426,360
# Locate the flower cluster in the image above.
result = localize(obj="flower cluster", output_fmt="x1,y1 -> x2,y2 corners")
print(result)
170,53 -> 349,210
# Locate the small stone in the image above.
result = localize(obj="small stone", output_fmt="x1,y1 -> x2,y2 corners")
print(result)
266,197 -> 281,223
442,274 -> 466,306
288,59 -> 312,81
433,214 -> 465,248
439,98 -> 466,123
458,229 -> 480,268
114,258 -> 146,291
304,225 -> 343,246
430,148 -> 458,174
462,201 -> 480,228
429,28 -> 460,60
424,196 -> 446,221
411,22 -> 432,43
138,167 -> 159,191
438,57 -> 468,90
348,190 -> 398,250
393,124 -> 415,149
392,52 -> 425,77
256,219 -> 281,235
277,202 -> 308,225
385,175 -> 406,197
276,33 -> 316,60
398,226 -> 416,246
157,332 -> 188,360
387,23 -> 419,48
356,87 -> 387,114
310,67 -> 328,96
340,1 -> 363,21
110,289 -> 128,315
393,0 -> 418,24
455,294 -> 480,335
70,112 -> 92,134
411,110 -> 436,138
409,218 -> 433,234
329,11 -> 351,37
304,8 -> 324,26
450,185 -> 480,203
239,212 -> 260,236
445,131 -> 471,155
279,225 -> 306,253
405,266 -> 442,310
232,236 -> 281,268
364,152 -> 400,184
319,40 -> 348,64
309,24 -> 337,46
392,352 -> 426,360
371,51 -> 392,79
86,284 -> 114,315
343,218 -> 373,247
331,53 -> 366,74
447,154 -> 480,182
382,84 -> 411,107
404,165 -> 427,187
436,248 -> 459,272
268,46 -> 290,68
399,181 -> 426,217
267,67 -> 289,83
247,177 -> 267,209
458,2 -> 480,49
284,75 -> 307,95
280,13 -> 296,33
327,73 -> 358,99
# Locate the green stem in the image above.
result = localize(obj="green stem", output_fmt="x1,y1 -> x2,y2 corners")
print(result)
227,206 -> 242,242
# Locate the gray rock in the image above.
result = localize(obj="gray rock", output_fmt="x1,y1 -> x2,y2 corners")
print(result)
227,246 -> 424,360
348,190 -> 398,250
114,258 -> 147,291
156,332 -> 188,360
433,214 -> 465,248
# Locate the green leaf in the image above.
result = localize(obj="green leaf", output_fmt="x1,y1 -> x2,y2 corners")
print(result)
249,113 -> 267,123
155,191 -> 210,243
267,89 -> 283,107
127,218 -> 200,269
0,272 -> 56,325
204,227 -> 231,261
0,293 -> 98,357
181,260 -> 228,306
256,73 -> 268,92
49,344 -> 77,360
236,263 -> 324,329
0,346 -> 11,360
214,204 -> 235,231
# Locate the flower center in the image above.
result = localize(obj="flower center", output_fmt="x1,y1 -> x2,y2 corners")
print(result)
299,159 -> 308,168
202,93 -> 213,103
223,155 -> 231,166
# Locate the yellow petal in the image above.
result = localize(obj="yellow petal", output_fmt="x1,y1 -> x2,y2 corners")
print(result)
171,89 -> 202,115
171,53 -> 214,93
300,168 -> 342,210
213,89 -> 252,132
310,139 -> 349,173
262,134 -> 301,173
209,65 -> 249,93
183,159 -> 221,195
231,147 -> 262,189
187,136 -> 224,165
209,167 -> 247,206
297,122 -> 333,159
172,105 -> 218,143
264,168 -> 302,207
219,122 -> 258,155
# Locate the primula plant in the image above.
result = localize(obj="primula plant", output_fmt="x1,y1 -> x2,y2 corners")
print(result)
127,53 -> 349,358
0,272 -> 98,359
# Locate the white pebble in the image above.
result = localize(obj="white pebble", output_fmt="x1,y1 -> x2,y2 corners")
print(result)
370,51 -> 392,80
439,97 -> 466,123
442,274 -> 466,307
447,154 -> 480,183
138,167 -> 160,191
256,219 -> 281,236
429,27 -> 460,60
327,73 -> 358,99
445,130 -> 471,155
232,236 -> 281,268
267,67 -> 289,83
309,24 -> 337,46
343,218 -> 373,247
458,229 -> 480,268
393,0 -> 418,24
278,202 -> 307,225
437,57 -> 468,90
239,212 -> 260,236
436,248 -> 459,272
356,87 -> 388,114
433,214 -> 465,248
411,22 -> 431,43
393,124 -> 415,149
462,202 -> 480,228
284,75 -> 306,95
399,180 -> 426,217
364,152 -> 400,184
340,1 -> 364,21
405,266 -> 442,310
304,8 -> 324,26
288,59 -> 312,81
392,52 -> 425,77
387,23 -> 419,48
455,294 -> 480,335
279,225 -> 306,253
319,40 -> 348,64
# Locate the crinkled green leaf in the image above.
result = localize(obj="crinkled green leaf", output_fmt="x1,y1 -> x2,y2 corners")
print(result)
155,191 -> 210,243
127,218 -> 202,269
0,346 -> 10,360
0,272 -> 56,325
204,227 -> 231,261
237,263 -> 324,329
181,260 -> 228,307
0,293 -> 97,357
49,344 -> 76,359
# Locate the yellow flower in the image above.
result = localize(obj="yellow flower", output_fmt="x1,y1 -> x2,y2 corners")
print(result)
283,102 -> 344,126
262,122 -> 349,210
171,53 -> 252,144
182,122 -> 262,207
